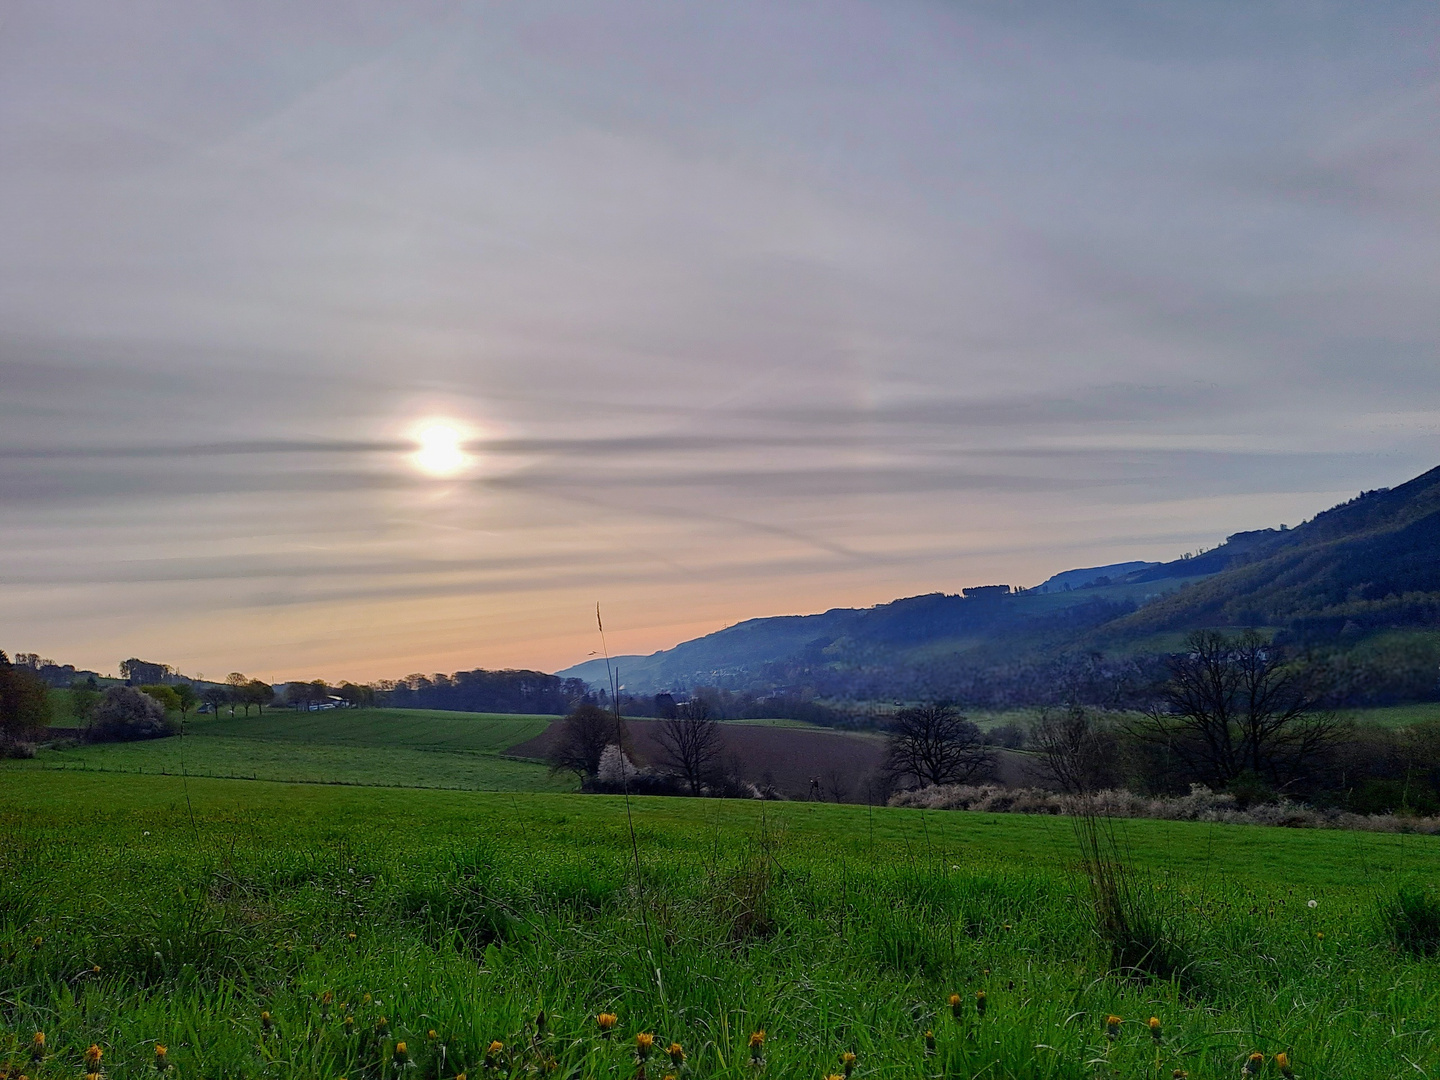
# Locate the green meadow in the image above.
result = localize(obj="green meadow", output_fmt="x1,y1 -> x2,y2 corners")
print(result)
23,707 -> 570,793
4,768 -> 1440,1080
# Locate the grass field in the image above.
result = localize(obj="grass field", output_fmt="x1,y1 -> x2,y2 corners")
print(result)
3,770 -> 1440,1080
1336,702 -> 1440,728
25,707 -> 572,793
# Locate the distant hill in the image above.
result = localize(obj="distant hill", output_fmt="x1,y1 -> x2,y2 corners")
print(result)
559,464 -> 1440,707
1035,561 -> 1160,593
1106,465 -> 1440,640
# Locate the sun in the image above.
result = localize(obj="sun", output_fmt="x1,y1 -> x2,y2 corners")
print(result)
412,422 -> 468,477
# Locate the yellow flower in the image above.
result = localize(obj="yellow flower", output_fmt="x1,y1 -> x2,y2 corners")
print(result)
1104,1016 -> 1122,1041
924,1031 -> 935,1056
975,990 -> 986,1018
155,1044 -> 169,1071
598,1013 -> 618,1035
32,935 -> 43,949
948,992 -> 963,1019
261,1010 -> 274,1032
1149,1017 -> 1162,1042
348,932 -> 358,942
86,1074 -> 102,1080
30,1032 -> 45,1060
1244,1052 -> 1265,1075
1275,1054 -> 1295,1079
85,1044 -> 103,1069
637,1033 -> 655,1060
668,1042 -> 685,1066
1316,932 -> 1324,940
344,1016 -> 355,1033
375,1016 -> 390,1036
488,1040 -> 505,1056
428,1029 -> 439,1041
394,1041 -> 410,1068
840,1050 -> 856,1078
749,1030 -> 765,1062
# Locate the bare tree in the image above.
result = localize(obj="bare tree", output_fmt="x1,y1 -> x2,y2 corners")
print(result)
654,699 -> 724,796
548,703 -> 627,781
882,703 -> 996,789
1124,629 -> 1344,790
1029,705 -> 1119,794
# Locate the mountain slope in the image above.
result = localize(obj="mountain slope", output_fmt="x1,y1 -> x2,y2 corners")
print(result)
1106,465 -> 1440,639
559,464 -> 1440,703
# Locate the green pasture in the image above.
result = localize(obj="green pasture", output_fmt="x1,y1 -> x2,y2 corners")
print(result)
25,706 -> 571,793
3,771 -> 1440,1080
1336,702 -> 1440,729
185,707 -> 555,752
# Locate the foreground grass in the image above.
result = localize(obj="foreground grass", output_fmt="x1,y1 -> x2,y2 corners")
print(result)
3,773 -> 1440,1079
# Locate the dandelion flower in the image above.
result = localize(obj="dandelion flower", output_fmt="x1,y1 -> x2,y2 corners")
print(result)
375,1016 -> 390,1037
840,1050 -> 856,1077
1275,1052 -> 1294,1078
1104,1016 -> 1122,1041
948,993 -> 963,1019
344,1016 -> 356,1034
1149,1017 -> 1162,1043
1316,932 -> 1324,940
30,1032 -> 45,1061
348,932 -> 358,942
85,1044 -> 103,1070
924,1031 -> 935,1056
485,1040 -> 504,1070
1244,1052 -> 1265,1075
668,1042 -> 685,1067
598,1013 -> 618,1036
637,1033 -> 655,1060
394,1042 -> 410,1069
261,1011 -> 274,1032
86,1074 -> 102,1080
155,1044 -> 169,1071
975,990 -> 986,1018
92,965 -> 101,974
825,1075 -> 843,1080
32,935 -> 43,949
749,1030 -> 765,1063
1307,900 -> 1317,909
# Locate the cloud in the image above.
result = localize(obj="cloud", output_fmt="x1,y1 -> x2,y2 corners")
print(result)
1,0 -> 1436,677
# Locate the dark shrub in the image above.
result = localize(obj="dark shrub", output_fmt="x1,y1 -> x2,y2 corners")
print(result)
88,685 -> 174,742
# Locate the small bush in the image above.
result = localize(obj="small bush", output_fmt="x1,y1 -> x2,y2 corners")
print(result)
0,737 -> 36,759
1381,883 -> 1440,956
88,685 -> 175,742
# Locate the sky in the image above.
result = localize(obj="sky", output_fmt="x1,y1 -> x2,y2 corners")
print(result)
2,1 -> 1438,683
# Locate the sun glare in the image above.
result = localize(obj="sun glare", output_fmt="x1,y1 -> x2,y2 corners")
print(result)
412,422 -> 467,478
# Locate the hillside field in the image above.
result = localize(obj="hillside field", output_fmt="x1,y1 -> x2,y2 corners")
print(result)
3,770 -> 1440,1079
23,707 -> 572,793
